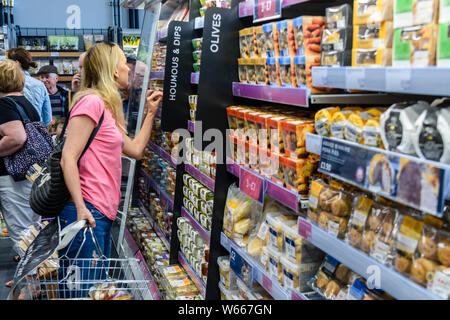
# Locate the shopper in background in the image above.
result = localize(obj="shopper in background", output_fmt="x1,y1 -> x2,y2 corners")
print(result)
0,59 -> 41,277
71,52 -> 87,93
6,48 -> 52,127
58,42 -> 162,297
38,65 -> 71,119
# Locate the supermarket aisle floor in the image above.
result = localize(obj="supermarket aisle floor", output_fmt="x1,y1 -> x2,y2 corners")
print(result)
0,238 -> 17,299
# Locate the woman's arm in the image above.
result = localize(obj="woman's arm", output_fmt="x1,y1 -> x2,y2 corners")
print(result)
122,90 -> 163,160
60,115 -> 97,227
0,120 -> 27,157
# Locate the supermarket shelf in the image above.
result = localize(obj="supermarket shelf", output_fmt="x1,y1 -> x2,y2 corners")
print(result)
181,207 -> 210,243
185,163 -> 215,191
194,16 -> 204,30
220,233 -> 310,300
191,72 -> 200,84
296,216 -> 442,300
232,82 -> 309,107
188,120 -> 195,133
178,251 -> 206,297
150,71 -> 164,80
309,93 -> 427,105
123,228 -> 163,300
30,51 -> 82,58
226,159 -> 309,212
140,169 -> 174,211
305,133 -> 450,217
148,141 -> 178,168
311,66 -> 450,97
137,199 -> 171,250
238,0 -> 310,18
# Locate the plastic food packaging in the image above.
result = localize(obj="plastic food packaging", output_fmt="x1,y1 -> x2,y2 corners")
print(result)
282,156 -> 314,194
292,17 -> 305,56
268,116 -> 288,155
239,28 -> 251,58
309,255 -> 344,299
269,152 -> 287,186
299,16 -> 326,56
393,0 -> 439,28
266,245 -> 283,283
363,117 -> 383,148
330,107 -> 362,139
262,22 -> 279,57
392,24 -> 438,67
352,47 -> 392,66
326,4 -> 353,29
254,25 -> 265,57
413,99 -> 450,163
321,50 -> 353,66
321,28 -> 353,52
254,57 -> 268,85
344,108 -> 384,144
354,0 -> 393,25
346,194 -> 374,249
353,22 -> 393,49
246,58 -> 256,84
380,101 -> 429,153
267,212 -> 298,252
277,56 -> 294,87
192,50 -> 202,63
245,110 -> 262,145
238,58 -> 247,83
292,55 -> 307,87
247,27 -> 257,58
192,37 -> 203,50
281,118 -> 315,159
315,106 -> 341,137
267,57 -> 281,86
218,256 -> 238,290
437,18 -> 450,66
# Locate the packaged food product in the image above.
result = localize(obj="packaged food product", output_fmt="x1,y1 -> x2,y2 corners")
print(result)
227,106 -> 243,137
292,17 -> 305,56
254,25 -> 265,57
346,194 -> 374,249
234,107 -> 250,140
293,55 -> 307,87
246,58 -> 256,84
302,16 -> 326,55
394,215 -> 425,275
219,282 -> 239,300
413,100 -> 450,163
270,153 -> 287,186
254,58 -> 268,85
277,20 -> 290,56
266,245 -> 283,282
321,28 -> 353,52
380,101 -> 430,153
267,57 -> 280,86
245,110 -> 262,145
393,0 -> 439,28
318,211 -> 349,239
282,156 -> 311,194
277,56 -> 294,87
392,24 -> 438,67
267,116 -> 287,155
352,47 -> 392,66
437,21 -> 450,67
281,118 -> 315,159
238,58 -> 248,83
192,37 -> 203,50
330,108 -> 362,139
247,27 -> 257,58
353,22 -> 393,49
344,108 -> 384,144
326,4 -> 353,29
315,106 -> 341,137
353,0 -> 394,25
306,54 -> 330,93
267,212 -> 298,252
363,117 -> 383,148
262,22 -> 279,57
218,256 -> 238,290
309,255 -> 342,298
239,28 -> 251,58
192,50 -> 202,63
321,50 -> 353,66
280,255 -> 300,290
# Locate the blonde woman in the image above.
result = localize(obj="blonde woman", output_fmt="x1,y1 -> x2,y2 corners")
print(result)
57,42 -> 161,297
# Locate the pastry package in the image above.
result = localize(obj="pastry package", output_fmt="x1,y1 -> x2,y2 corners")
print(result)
223,183 -> 263,248
238,58 -> 248,83
254,26 -> 265,57
346,193 -> 375,249
353,0 -> 394,25
392,24 -> 438,67
393,215 -> 425,276
344,108 -> 384,144
267,57 -> 281,86
437,21 -> 450,67
280,118 -> 315,159
363,117 -> 383,148
234,107 -> 250,140
262,22 -> 279,57
307,179 -> 328,223
393,0 -> 439,28
277,20 -> 291,56
246,58 -> 256,84
293,55 -> 307,87
413,99 -> 450,163
268,115 -> 288,155
309,255 -> 342,299
330,107 -> 363,139
254,58 -> 268,85
380,101 -> 430,154
321,28 -> 353,52
353,22 -> 393,49
278,56 -> 294,87
315,106 -> 341,137
326,4 -> 353,29
321,50 -> 353,66
352,47 -> 392,66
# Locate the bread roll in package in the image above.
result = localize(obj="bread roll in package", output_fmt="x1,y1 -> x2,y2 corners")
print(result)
223,183 -> 263,248
413,98 -> 450,164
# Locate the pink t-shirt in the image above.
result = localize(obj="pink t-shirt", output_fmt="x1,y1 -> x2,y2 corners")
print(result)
69,94 -> 123,221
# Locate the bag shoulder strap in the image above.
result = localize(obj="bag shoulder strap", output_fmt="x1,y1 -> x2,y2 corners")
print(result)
79,111 -> 104,163
3,96 -> 30,124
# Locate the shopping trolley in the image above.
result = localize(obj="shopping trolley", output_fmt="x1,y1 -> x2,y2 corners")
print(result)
11,220 -> 154,300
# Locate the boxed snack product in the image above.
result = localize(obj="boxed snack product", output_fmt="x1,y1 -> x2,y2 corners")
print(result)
238,58 -> 248,83
352,47 -> 393,65
309,255 -> 343,299
437,21 -> 450,66
254,57 -> 268,85
246,58 -> 257,84
393,0 -> 439,28
298,16 -> 326,56
306,54 -> 334,93
254,25 -> 265,57
282,156 -> 313,194
315,106 -> 341,137
392,24 -> 438,67
218,256 -> 238,290
239,27 -> 252,58
353,0 -> 394,25
321,28 -> 353,52
277,20 -> 291,56
353,22 -> 393,48
267,57 -> 281,86
278,56 -> 294,87
262,22 -> 280,57
326,4 -> 353,29
293,55 -> 307,87
248,27 -> 257,58
245,110 -> 262,145
268,116 -> 288,155
270,152 -> 287,186
280,118 -> 315,159
292,17 -> 305,56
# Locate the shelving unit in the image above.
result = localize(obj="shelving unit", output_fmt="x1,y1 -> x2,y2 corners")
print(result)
178,251 -> 206,297
181,207 -> 211,243
238,0 -> 310,18
138,199 -> 171,250
148,141 -> 178,168
185,163 -> 215,192
29,51 -> 82,58
140,168 -> 174,211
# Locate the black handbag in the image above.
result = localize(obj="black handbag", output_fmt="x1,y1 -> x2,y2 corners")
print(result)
29,110 -> 104,218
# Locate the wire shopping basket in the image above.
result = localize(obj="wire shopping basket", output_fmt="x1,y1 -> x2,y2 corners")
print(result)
13,221 -> 154,300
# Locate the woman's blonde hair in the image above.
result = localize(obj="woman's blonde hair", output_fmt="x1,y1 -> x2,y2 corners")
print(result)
0,59 -> 25,93
71,42 -> 126,132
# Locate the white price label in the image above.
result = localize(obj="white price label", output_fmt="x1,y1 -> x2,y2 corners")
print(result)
50,52 -> 59,57
312,67 -> 328,86
429,270 -> 450,299
385,68 -> 412,92
327,220 -> 340,238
